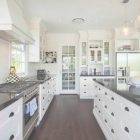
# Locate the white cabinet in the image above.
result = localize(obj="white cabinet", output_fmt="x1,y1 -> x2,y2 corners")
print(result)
93,81 -> 140,140
0,98 -> 23,140
38,76 -> 56,123
79,31 -> 113,76
80,77 -> 96,99
28,19 -> 47,62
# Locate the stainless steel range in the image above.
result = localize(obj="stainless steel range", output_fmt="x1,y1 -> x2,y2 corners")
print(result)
0,81 -> 39,140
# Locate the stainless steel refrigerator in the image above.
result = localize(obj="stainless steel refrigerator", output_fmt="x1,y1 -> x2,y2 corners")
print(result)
116,52 -> 140,88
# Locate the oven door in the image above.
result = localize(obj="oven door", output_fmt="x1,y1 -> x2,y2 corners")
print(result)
23,94 -> 39,140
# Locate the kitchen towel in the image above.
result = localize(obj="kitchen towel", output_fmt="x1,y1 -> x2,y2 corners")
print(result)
29,98 -> 38,116
24,102 -> 30,114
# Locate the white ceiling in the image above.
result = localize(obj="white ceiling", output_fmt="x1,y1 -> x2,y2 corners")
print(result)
23,0 -> 140,33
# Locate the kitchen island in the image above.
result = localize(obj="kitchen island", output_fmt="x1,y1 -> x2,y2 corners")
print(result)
93,78 -> 140,140
80,75 -> 115,99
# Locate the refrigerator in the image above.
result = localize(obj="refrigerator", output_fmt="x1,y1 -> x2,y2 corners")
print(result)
116,52 -> 140,89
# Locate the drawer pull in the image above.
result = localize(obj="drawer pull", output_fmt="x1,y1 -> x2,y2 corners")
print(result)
99,99 -> 101,101
124,127 -> 129,133
43,97 -> 45,100
84,92 -> 87,93
9,134 -> 14,140
105,105 -> 107,109
9,112 -> 14,118
105,92 -> 107,95
111,97 -> 114,101
124,107 -> 129,112
84,85 -> 86,87
84,79 -> 87,80
111,112 -> 114,116
99,88 -> 101,91
98,110 -> 101,113
111,129 -> 114,134
104,119 -> 107,123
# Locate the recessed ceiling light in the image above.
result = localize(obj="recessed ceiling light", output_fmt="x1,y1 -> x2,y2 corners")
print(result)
72,18 -> 85,24
122,0 -> 129,4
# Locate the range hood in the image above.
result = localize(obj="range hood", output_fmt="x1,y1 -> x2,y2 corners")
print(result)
0,0 -> 34,44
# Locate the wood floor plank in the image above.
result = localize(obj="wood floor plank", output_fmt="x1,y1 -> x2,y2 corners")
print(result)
29,95 -> 106,140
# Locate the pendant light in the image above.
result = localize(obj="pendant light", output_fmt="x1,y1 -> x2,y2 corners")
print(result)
122,0 -> 130,36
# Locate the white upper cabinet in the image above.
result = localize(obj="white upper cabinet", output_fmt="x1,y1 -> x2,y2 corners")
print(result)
0,0 -> 34,44
28,18 -> 47,62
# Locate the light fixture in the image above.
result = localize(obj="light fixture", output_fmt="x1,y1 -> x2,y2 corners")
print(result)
122,0 -> 130,36
72,18 -> 85,24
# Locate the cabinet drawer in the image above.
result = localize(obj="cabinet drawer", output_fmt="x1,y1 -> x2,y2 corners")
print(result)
0,99 -> 22,125
0,119 -> 19,140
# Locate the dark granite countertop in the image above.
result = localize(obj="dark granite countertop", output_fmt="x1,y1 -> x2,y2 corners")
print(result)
0,81 -> 39,111
95,78 -> 140,106
80,75 -> 115,77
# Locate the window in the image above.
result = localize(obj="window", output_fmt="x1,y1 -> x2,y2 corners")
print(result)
11,43 -> 26,75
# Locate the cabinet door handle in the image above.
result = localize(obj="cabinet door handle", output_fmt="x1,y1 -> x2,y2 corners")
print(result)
98,88 -> 101,91
9,112 -> 14,118
95,105 -> 97,108
99,99 -> 101,101
43,108 -> 45,111
105,92 -> 107,95
104,119 -> 107,123
43,97 -> 45,100
84,85 -> 86,87
98,110 -> 101,113
95,95 -> 97,98
105,105 -> 107,109
111,97 -> 114,101
111,112 -> 114,116
124,107 -> 129,112
111,129 -> 115,134
9,134 -> 14,140
43,87 -> 45,89
84,79 -> 87,80
84,92 -> 86,93
124,127 -> 129,133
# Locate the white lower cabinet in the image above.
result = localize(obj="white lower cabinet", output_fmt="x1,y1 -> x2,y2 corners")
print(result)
80,77 -> 96,99
38,76 -> 56,123
0,98 -> 23,140
93,81 -> 140,140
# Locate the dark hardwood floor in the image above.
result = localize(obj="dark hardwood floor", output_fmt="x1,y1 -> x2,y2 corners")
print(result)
29,95 -> 106,140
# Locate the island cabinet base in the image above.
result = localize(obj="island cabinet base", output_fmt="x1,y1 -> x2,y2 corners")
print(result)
93,81 -> 140,140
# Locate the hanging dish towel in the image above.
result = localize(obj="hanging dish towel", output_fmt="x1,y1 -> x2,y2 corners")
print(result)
29,98 -> 38,116
24,102 -> 30,114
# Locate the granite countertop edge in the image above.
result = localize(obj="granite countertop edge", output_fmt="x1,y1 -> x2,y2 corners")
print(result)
95,80 -> 140,106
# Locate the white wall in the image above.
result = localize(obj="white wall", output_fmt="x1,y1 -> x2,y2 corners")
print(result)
28,33 -> 79,94
0,40 -> 10,84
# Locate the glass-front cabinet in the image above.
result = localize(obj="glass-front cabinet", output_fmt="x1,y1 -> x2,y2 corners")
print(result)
88,40 -> 103,64
62,46 -> 76,93
104,42 -> 110,65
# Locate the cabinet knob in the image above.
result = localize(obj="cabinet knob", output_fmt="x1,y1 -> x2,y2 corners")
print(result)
124,107 -> 129,112
43,108 -> 45,111
98,110 -> 101,113
99,99 -> 101,101
105,92 -> 107,95
111,112 -> 114,116
43,97 -> 45,100
9,112 -> 14,118
43,87 -> 45,89
84,85 -> 86,87
9,134 -> 14,140
105,105 -> 107,109
98,88 -> 101,91
111,129 -> 115,134
124,127 -> 129,133
111,97 -> 114,101
104,119 -> 107,123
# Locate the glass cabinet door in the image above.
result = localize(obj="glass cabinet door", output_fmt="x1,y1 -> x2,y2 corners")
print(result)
81,42 -> 87,65
104,42 -> 109,65
97,50 -> 102,62
62,46 -> 76,92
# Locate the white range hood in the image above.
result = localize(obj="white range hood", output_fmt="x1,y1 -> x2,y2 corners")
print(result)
0,0 -> 34,44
